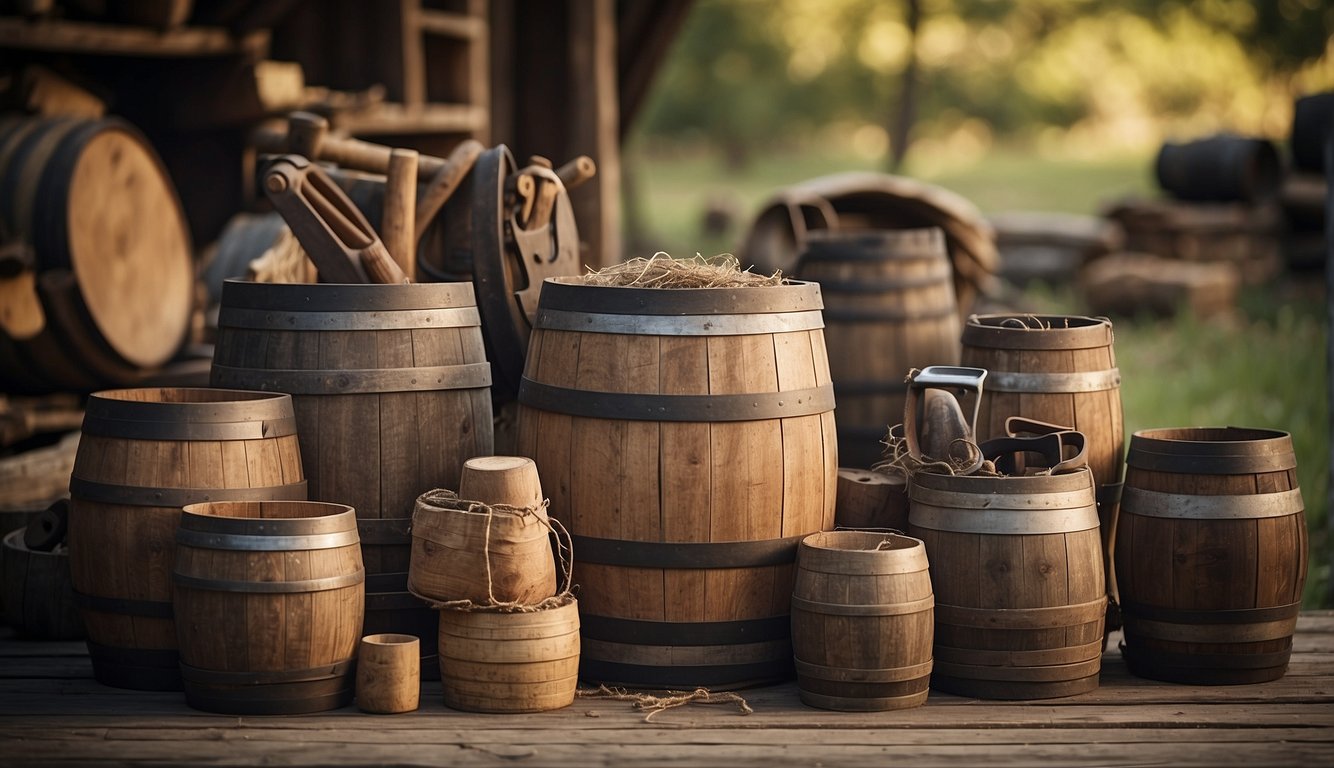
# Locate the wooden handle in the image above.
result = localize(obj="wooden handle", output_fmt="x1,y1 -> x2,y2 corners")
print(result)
529,177 -> 560,229
263,156 -> 370,283
382,148 -> 418,281
413,139 -> 484,241
515,173 -> 536,226
253,112 -> 452,179
359,240 -> 409,284
555,155 -> 596,190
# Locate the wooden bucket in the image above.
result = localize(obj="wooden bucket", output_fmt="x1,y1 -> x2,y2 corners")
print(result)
791,531 -> 933,711
1116,427 -> 1307,685
437,598 -> 580,713
211,279 -> 495,677
908,468 -> 1106,699
516,277 -> 837,689
408,489 -> 556,605
2,528 -> 84,640
961,314 -> 1124,611
68,387 -> 306,691
796,228 -> 960,469
0,117 -> 193,393
173,500 -> 364,714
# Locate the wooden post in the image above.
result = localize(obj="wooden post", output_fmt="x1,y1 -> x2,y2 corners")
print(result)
567,0 -> 621,267
1324,126 -> 1333,608
383,148 -> 419,280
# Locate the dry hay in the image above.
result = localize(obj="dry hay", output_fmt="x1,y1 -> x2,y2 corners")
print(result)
583,252 -> 783,288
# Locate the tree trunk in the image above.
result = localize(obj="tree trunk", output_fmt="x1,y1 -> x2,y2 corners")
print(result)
889,0 -> 921,172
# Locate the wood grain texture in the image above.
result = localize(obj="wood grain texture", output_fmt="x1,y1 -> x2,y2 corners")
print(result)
515,281 -> 836,688
67,389 -> 304,691
796,229 -> 960,469
172,501 -> 363,715
437,600 -> 579,713
909,469 -> 1106,700
1,615 -> 1334,766
1117,427 -> 1306,685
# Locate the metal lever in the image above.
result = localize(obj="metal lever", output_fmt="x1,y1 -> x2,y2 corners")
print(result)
902,366 -> 988,471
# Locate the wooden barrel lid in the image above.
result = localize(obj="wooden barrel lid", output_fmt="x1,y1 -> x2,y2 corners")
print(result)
62,121 -> 192,369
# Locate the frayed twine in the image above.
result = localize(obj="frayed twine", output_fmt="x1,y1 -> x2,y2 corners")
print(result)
576,684 -> 754,723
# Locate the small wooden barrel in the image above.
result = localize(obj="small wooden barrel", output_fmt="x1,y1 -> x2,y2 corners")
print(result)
909,468 -> 1106,699
409,490 -> 556,605
68,388 -> 306,691
173,500 -> 364,715
211,279 -> 495,677
1116,427 -> 1307,685
437,599 -> 580,713
2,528 -> 83,640
961,314 -> 1124,609
791,531 -> 933,711
516,277 -> 837,689
796,228 -> 960,469
356,633 -> 421,714
0,117 -> 194,393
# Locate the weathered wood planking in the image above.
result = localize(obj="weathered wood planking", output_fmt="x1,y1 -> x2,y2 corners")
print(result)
0,617 -> 1331,766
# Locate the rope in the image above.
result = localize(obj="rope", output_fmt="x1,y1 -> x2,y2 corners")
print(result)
576,684 -> 754,723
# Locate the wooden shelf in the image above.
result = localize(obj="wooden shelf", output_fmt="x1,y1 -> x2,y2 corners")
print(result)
0,16 -> 265,58
337,102 -> 489,136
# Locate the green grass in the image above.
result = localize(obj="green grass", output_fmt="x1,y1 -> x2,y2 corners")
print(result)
626,141 -> 1331,607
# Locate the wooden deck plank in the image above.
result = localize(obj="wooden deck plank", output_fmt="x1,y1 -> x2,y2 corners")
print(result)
0,615 -> 1330,765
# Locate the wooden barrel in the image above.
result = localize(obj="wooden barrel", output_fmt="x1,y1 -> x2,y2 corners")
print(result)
67,388 -> 306,690
908,468 -> 1106,699
0,116 -> 194,393
211,279 -> 495,678
833,468 -> 908,531
796,228 -> 960,468
791,531 -> 933,711
1116,427 -> 1307,685
961,314 -> 1124,610
1155,135 -> 1282,203
516,277 -> 837,689
173,500 -> 364,714
408,489 -> 556,605
2,528 -> 83,640
437,599 -> 580,713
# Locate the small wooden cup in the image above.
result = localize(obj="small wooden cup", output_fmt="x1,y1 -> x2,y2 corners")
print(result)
356,634 -> 420,714
458,456 -> 545,515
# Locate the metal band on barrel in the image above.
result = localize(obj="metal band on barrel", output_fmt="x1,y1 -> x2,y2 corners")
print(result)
173,569 -> 365,594
73,591 -> 173,618
534,308 -> 824,336
69,477 -> 308,507
791,594 -> 933,617
794,658 -> 933,684
572,534 -> 802,569
1120,600 -> 1301,626
179,659 -> 355,686
210,362 -> 492,394
538,277 -> 823,315
518,380 -> 834,422
79,415 -> 297,441
983,369 -> 1120,394
219,278 -> 476,312
1121,487 -> 1304,520
933,597 -> 1108,629
175,528 -> 360,552
218,305 -> 480,331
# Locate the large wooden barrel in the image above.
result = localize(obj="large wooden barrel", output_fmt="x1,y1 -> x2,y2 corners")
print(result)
437,599 -> 580,713
1116,427 -> 1307,685
908,468 -> 1106,699
67,388 -> 306,690
796,228 -> 960,468
210,279 -> 494,678
516,277 -> 837,688
0,116 -> 194,393
791,531 -> 933,711
173,500 -> 364,714
961,314 -> 1124,608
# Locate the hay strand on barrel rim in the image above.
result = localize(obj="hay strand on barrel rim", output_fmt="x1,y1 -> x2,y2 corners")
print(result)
584,252 -> 783,288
